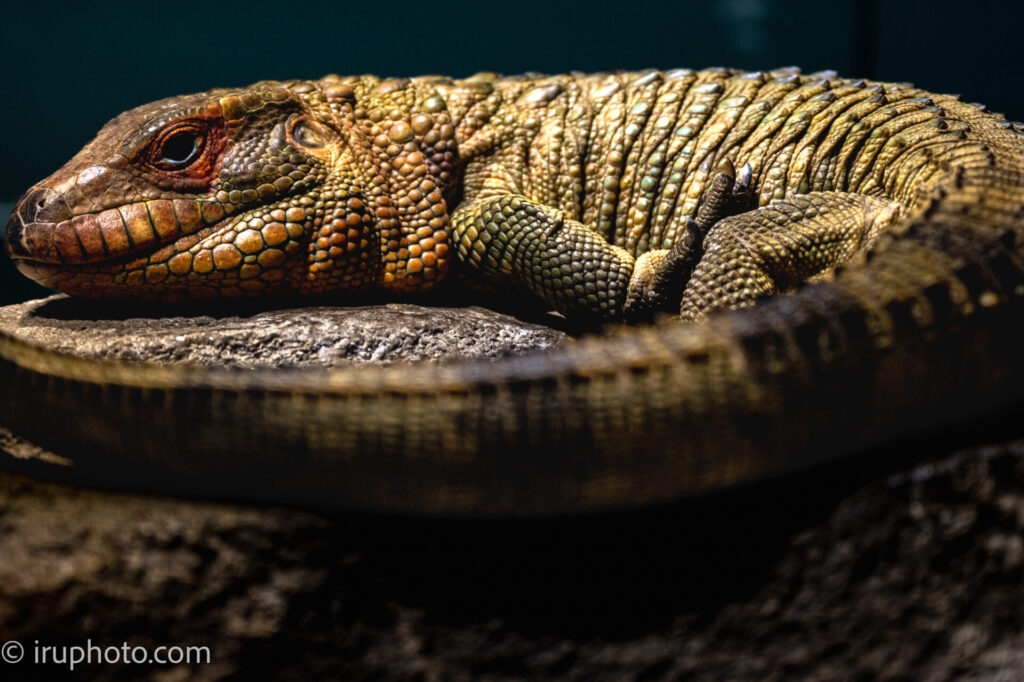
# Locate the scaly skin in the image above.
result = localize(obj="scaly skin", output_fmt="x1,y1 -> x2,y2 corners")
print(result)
3,67 -> 1024,515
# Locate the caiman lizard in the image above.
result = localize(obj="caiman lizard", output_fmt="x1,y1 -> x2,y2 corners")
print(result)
3,67 -> 1024,515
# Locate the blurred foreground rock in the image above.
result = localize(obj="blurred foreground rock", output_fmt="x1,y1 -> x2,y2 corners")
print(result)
1,296 -> 1023,680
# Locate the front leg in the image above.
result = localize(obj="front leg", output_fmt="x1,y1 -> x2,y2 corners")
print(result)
450,195 -> 637,322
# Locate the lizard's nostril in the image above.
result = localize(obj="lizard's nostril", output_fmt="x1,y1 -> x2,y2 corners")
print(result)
19,187 -> 72,225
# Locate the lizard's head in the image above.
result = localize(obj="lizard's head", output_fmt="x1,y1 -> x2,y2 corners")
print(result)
5,77 -> 456,301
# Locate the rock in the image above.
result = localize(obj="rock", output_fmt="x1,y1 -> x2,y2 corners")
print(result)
0,295 -> 569,368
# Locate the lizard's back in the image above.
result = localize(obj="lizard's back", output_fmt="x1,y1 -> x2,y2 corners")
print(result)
450,67 -> 1013,255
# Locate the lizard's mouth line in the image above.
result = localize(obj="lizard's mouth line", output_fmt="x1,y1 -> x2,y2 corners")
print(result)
9,220 -> 221,300
7,198 -> 312,300
9,234 -> 202,296
8,198 -> 220,268
7,207 -> 237,299
10,259 -> 62,289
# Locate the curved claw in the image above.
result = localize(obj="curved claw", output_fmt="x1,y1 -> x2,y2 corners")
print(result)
680,216 -> 704,249
734,162 -> 753,196
717,157 -> 735,181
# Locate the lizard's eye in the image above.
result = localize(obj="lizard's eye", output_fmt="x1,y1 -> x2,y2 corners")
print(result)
290,118 -> 325,149
151,124 -> 206,170
160,131 -> 199,165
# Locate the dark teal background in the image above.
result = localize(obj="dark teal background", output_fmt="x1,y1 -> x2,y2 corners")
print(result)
2,0 -> 1021,304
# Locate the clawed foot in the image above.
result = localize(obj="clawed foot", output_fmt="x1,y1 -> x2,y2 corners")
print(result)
624,158 -> 752,321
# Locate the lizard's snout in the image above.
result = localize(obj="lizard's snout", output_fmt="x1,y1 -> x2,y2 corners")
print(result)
5,187 -> 72,261
4,208 -> 27,259
5,178 -> 212,267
